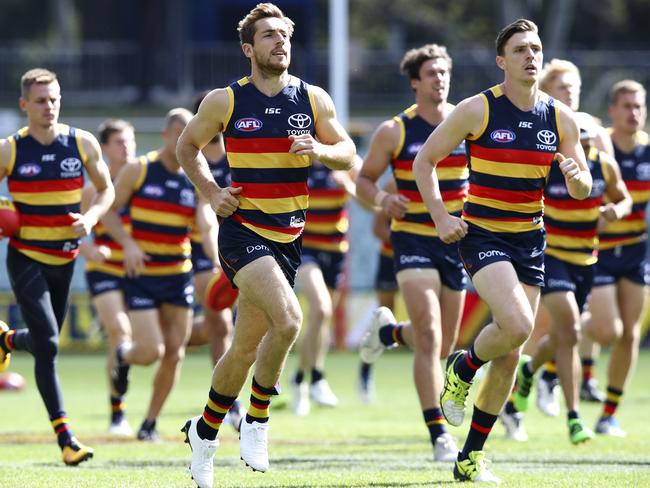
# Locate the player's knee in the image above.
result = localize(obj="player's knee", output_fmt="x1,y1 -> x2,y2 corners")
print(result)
35,335 -> 59,360
510,318 -> 533,348
164,345 -> 186,364
620,325 -> 640,346
413,325 -> 439,355
591,323 -> 619,346
312,301 -> 333,324
139,343 -> 165,365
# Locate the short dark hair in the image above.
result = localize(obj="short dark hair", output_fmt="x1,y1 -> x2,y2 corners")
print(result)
97,119 -> 134,145
237,3 -> 294,45
399,44 -> 452,80
609,79 -> 646,106
21,68 -> 57,98
495,19 -> 538,56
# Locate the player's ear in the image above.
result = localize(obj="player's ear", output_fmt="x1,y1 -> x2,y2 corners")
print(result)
495,55 -> 506,71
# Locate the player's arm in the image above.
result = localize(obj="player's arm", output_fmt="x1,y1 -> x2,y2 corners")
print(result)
0,138 -> 11,181
177,88 -> 241,217
372,179 -> 396,242
413,96 -> 482,243
557,107 -> 593,200
290,85 -> 356,170
78,184 -> 110,263
104,161 -> 148,277
356,120 -> 409,218
71,131 -> 115,237
330,155 -> 374,211
195,194 -> 219,264
600,152 -> 633,224
593,126 -> 615,156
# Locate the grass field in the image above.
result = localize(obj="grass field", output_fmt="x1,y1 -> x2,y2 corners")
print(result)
1,349 -> 650,487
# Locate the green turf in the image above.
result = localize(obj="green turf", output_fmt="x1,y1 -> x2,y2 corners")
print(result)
1,349 -> 649,487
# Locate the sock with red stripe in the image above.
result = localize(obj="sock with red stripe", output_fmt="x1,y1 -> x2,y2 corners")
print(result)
0,329 -> 15,353
459,405 -> 497,460
378,324 -> 406,347
51,414 -> 74,449
423,407 -> 447,443
454,345 -> 487,383
582,358 -> 595,382
110,395 -> 126,424
246,377 -> 279,424
196,387 -> 237,440
602,386 -> 623,417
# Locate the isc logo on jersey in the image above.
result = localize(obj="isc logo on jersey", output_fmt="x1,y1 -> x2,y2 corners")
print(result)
235,118 -> 262,132
491,129 -> 516,143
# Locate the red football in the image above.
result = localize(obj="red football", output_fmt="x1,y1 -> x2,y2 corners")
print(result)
0,372 -> 25,391
205,268 -> 239,311
0,197 -> 19,237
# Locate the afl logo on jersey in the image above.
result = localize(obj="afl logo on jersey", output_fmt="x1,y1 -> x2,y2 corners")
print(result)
288,113 -> 312,129
407,143 -> 424,155
235,118 -> 263,132
18,164 -> 41,177
490,129 -> 516,143
143,185 -> 164,197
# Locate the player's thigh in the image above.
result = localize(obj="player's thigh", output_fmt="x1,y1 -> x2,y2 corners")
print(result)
472,261 -> 539,328
235,255 -> 301,327
542,291 -> 580,340
128,309 -> 164,348
296,261 -> 332,312
194,270 -> 214,303
617,279 -> 648,331
587,284 -> 619,333
159,303 -> 193,351
93,290 -> 129,335
397,268 -> 441,331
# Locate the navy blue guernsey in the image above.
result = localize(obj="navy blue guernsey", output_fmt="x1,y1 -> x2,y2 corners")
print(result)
7,124 -> 87,265
222,76 -> 317,243
464,85 -> 561,233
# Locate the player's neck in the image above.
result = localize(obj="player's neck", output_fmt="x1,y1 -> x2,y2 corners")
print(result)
248,70 -> 291,97
28,121 -> 59,146
416,99 -> 451,126
500,80 -> 539,112
611,129 -> 641,153
158,147 -> 181,173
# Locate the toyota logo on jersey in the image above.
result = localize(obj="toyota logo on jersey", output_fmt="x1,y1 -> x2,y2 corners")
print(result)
287,113 -> 312,129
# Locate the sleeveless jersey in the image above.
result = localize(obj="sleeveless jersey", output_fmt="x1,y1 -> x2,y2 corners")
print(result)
223,77 -> 316,243
598,134 -> 650,249
302,162 -> 349,253
390,104 -> 468,237
544,147 -> 609,265
85,205 -> 130,277
464,85 -> 560,233
7,124 -> 86,265
190,155 -> 230,243
129,151 -> 196,275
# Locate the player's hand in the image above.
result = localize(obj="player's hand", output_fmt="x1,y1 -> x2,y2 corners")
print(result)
436,214 -> 468,244
556,153 -> 581,182
599,203 -> 619,223
288,134 -> 323,158
69,212 -> 95,238
381,193 -> 410,219
123,240 -> 150,278
86,244 -> 111,263
211,186 -> 242,218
